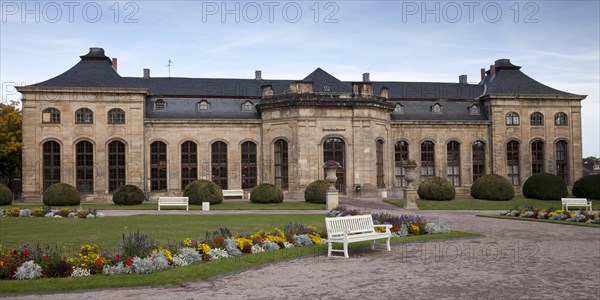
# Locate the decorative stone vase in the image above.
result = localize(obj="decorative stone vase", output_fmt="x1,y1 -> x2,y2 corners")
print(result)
404,165 -> 417,189
324,166 -> 338,191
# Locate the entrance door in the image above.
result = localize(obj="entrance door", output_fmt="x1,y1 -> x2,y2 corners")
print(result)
323,137 -> 345,194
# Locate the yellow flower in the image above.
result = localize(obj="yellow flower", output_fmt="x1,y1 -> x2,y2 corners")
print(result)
307,225 -> 318,233
236,237 -> 253,249
273,228 -> 285,239
307,233 -> 321,245
183,238 -> 193,247
197,243 -> 211,254
153,248 -> 173,260
265,235 -> 286,245
570,213 -> 577,218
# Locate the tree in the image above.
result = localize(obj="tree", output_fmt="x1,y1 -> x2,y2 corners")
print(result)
583,156 -> 600,164
0,100 -> 22,189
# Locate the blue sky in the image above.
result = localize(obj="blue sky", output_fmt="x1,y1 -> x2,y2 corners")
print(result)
1,0 -> 599,156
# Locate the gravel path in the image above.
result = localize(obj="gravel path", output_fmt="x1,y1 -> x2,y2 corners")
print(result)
6,200 -> 600,300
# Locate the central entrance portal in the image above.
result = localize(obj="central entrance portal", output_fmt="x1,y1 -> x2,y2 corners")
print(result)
323,137 -> 346,194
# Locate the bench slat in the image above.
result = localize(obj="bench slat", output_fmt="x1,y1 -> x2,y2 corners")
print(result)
158,197 -> 189,211
325,215 -> 391,258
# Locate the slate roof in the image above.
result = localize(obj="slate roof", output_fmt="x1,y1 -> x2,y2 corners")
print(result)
391,100 -> 488,121
145,97 -> 260,120
302,68 -> 353,94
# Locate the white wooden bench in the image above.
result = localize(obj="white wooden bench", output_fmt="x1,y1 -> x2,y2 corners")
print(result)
222,189 -> 244,200
325,214 -> 392,258
561,198 -> 592,211
158,197 -> 189,211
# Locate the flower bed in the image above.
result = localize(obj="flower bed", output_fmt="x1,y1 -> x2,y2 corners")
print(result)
0,207 -> 105,218
0,223 -> 322,280
500,207 -> 600,224
326,206 -> 450,236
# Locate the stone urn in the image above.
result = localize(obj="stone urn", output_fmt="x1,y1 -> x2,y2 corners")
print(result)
324,166 -> 338,191
403,160 -> 419,210
404,164 -> 417,189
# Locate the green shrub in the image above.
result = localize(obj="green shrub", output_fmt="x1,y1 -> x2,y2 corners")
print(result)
417,176 -> 456,201
183,180 -> 223,205
112,185 -> 145,205
0,184 -> 13,205
43,183 -> 80,206
304,180 -> 330,204
471,174 -> 515,201
522,173 -> 568,200
250,183 -> 284,204
572,175 -> 600,199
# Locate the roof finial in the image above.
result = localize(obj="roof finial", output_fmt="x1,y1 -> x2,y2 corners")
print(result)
166,59 -> 174,78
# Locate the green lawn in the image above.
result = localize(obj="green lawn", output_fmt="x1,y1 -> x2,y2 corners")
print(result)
393,197 -> 600,210
383,199 -> 404,207
1,201 -> 326,211
479,215 -> 600,228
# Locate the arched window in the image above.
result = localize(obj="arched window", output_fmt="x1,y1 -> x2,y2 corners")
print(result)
150,141 -> 167,191
555,112 -> 568,126
530,112 -> 544,126
472,141 -> 485,181
211,141 -> 228,189
181,141 -> 198,190
108,108 -> 125,124
108,141 -> 126,192
42,141 -> 61,190
420,141 -> 435,181
42,108 -> 60,124
75,108 -> 93,124
394,141 -> 409,187
394,104 -> 404,114
507,141 -> 520,185
323,137 -> 346,193
432,103 -> 442,114
531,140 -> 544,174
274,139 -> 289,189
506,112 -> 520,125
241,141 -> 257,189
154,99 -> 166,111
447,141 -> 461,186
76,141 -> 94,192
555,141 -> 569,183
469,104 -> 480,115
376,140 -> 385,188
242,101 -> 254,112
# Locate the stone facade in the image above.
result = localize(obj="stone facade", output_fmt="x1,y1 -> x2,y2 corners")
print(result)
16,48 -> 586,202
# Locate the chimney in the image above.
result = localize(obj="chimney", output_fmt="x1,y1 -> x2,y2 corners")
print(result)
490,65 -> 496,77
480,68 -> 486,80
380,87 -> 389,99
143,68 -> 150,79
112,58 -> 118,71
255,70 -> 262,80
261,84 -> 273,97
459,75 -> 467,84
363,72 -> 370,82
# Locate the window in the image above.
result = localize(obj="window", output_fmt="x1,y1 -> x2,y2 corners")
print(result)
75,108 -> 93,124
76,141 -> 94,193
150,141 -> 167,191
323,137 -> 346,193
432,103 -> 442,114
107,108 -> 125,124
376,140 -> 385,188
394,141 -> 409,187
241,141 -> 257,189
555,141 -> 569,183
555,112 -> 568,126
154,99 -> 166,111
181,141 -> 198,190
43,141 -> 61,190
420,141 -> 435,181
242,101 -> 254,112
506,112 -> 520,125
197,100 -> 210,111
274,139 -> 289,189
531,140 -> 544,174
42,108 -> 60,124
108,141 -> 126,192
530,112 -> 544,126
469,105 -> 480,115
507,141 -> 520,185
447,141 -> 461,186
394,104 -> 404,114
211,141 -> 228,189
472,141 -> 485,182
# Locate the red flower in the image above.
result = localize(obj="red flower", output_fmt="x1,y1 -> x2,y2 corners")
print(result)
115,254 -> 121,260
22,249 -> 29,256
42,255 -> 48,259
215,237 -> 224,243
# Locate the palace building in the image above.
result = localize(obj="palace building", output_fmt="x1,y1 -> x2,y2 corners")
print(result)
17,48 -> 586,202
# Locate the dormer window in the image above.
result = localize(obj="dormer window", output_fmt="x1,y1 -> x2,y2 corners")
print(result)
197,100 -> 210,111
154,99 -> 166,111
432,103 -> 442,114
469,104 -> 480,115
394,103 -> 404,114
242,101 -> 254,112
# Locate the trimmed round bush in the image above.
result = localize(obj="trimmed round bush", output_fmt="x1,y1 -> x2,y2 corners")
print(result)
304,180 -> 330,204
250,183 -> 284,204
471,174 -> 515,201
572,175 -> 600,199
43,183 -> 80,206
522,173 -> 568,200
417,176 -> 456,201
0,184 -> 13,205
183,180 -> 223,205
112,185 -> 145,205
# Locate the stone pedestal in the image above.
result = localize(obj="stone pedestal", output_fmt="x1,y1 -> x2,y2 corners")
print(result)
403,188 -> 418,210
326,190 -> 339,210
202,202 -> 210,211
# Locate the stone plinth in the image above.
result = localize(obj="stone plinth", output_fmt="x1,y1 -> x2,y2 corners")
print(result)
326,191 -> 339,210
403,188 -> 418,210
